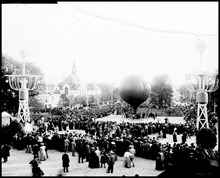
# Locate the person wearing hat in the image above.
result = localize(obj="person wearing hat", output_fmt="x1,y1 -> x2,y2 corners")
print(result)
106,150 -> 116,173
32,144 -> 40,159
129,145 -> 136,167
88,147 -> 99,168
63,137 -> 70,153
100,148 -> 108,168
77,139 -> 85,163
26,133 -> 33,154
155,148 -> 164,171
110,141 -> 116,153
85,141 -> 91,162
30,156 -> 44,177
62,151 -> 70,173
181,131 -> 188,144
71,139 -> 76,157
124,148 -> 132,168
29,155 -> 41,168
2,144 -> 11,163
173,129 -> 178,143
95,146 -> 101,163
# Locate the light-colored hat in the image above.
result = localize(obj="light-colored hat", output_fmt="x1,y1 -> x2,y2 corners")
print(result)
129,145 -> 133,148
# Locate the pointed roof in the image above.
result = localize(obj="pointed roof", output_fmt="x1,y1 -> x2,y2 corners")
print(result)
58,60 -> 81,87
59,74 -> 80,87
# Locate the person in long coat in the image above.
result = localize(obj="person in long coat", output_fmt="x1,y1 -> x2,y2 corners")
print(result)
32,164 -> 44,177
64,137 -> 70,153
30,156 -> 44,177
106,150 -> 117,173
85,141 -> 90,162
30,155 -> 41,168
173,129 -> 178,143
162,127 -> 167,139
62,152 -> 70,173
39,143 -> 47,161
2,144 -> 11,163
77,139 -> 85,163
181,131 -> 188,144
32,144 -> 40,158
155,150 -> 164,171
71,139 -> 76,156
17,136 -> 23,150
100,148 -> 108,168
88,147 -> 99,168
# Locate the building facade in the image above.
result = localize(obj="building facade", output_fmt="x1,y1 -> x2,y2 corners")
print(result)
37,60 -> 101,108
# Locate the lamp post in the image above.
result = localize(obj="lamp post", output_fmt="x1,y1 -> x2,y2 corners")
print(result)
5,50 -> 41,126
185,40 -> 218,130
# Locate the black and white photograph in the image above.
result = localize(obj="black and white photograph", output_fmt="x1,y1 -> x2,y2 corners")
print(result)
1,2 -> 219,177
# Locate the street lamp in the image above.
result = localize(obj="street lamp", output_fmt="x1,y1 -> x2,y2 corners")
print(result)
5,50 -> 41,125
185,40 -> 218,130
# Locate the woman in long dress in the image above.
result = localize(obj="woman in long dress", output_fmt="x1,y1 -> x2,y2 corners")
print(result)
39,143 -> 47,161
124,149 -> 132,168
173,129 -> 178,143
95,146 -> 101,165
88,147 -> 99,168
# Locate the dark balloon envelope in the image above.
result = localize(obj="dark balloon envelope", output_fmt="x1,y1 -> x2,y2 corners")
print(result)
119,75 -> 150,113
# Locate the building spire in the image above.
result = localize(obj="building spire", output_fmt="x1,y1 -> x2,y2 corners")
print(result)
72,59 -> 77,76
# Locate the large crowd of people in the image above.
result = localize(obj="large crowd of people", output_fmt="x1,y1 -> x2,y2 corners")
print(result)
31,101 -> 158,134
2,101 -> 219,176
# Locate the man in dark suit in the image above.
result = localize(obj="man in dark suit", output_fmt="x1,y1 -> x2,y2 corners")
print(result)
2,144 -> 11,163
88,147 -> 99,168
32,144 -> 40,158
62,151 -> 70,173
77,139 -> 85,163
106,150 -> 117,173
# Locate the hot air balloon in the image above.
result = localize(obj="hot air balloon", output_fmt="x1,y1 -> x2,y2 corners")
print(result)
119,75 -> 150,114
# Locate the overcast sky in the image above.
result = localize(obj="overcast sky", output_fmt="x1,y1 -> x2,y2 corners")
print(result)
2,2 -> 218,87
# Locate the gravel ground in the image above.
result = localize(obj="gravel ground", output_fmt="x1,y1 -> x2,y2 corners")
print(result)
2,149 -> 163,176
2,133 -> 218,176
1,133 -> 203,177
2,117 -> 218,176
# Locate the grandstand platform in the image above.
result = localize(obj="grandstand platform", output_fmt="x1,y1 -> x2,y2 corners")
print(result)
96,114 -> 185,124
